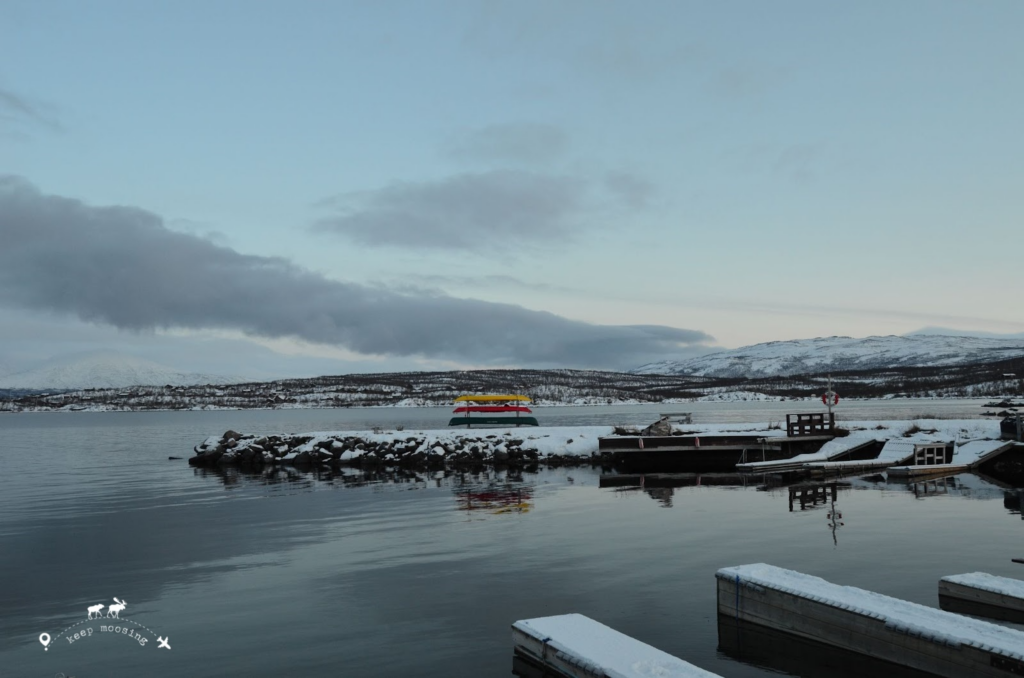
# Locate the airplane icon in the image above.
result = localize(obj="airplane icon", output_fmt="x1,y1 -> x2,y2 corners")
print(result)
157,636 -> 171,650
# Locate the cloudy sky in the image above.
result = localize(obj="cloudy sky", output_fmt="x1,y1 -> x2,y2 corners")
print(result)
2,0 -> 1022,378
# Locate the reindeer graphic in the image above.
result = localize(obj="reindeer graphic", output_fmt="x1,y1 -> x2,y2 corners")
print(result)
106,598 -> 127,618
86,603 -> 105,619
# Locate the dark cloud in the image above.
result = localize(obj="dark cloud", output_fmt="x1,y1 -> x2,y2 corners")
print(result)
313,170 -> 585,252
445,122 -> 569,165
604,171 -> 655,208
0,176 -> 714,369
0,86 -> 61,131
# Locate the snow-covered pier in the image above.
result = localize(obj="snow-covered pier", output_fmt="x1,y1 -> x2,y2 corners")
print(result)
717,563 -> 1024,677
189,419 -> 1015,473
512,613 -> 721,678
939,572 -> 1024,624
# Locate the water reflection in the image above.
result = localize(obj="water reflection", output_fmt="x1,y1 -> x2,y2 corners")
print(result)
453,483 -> 533,515
787,482 -> 844,512
191,464 -> 541,517
512,652 -> 579,678
599,472 -> 775,508
718,616 -> 934,678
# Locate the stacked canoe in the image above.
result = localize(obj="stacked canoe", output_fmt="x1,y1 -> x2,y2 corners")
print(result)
448,394 -> 539,428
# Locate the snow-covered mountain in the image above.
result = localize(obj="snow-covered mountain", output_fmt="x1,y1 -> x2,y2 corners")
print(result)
0,352 -> 242,390
632,334 -> 1024,377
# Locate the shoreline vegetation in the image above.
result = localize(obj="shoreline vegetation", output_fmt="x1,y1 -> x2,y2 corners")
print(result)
3,363 -> 1022,412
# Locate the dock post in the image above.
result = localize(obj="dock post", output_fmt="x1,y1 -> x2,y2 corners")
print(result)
1017,414 -> 1023,442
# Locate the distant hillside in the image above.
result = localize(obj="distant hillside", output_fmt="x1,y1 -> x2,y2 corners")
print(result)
633,335 -> 1024,378
4,358 -> 1021,413
0,352 -> 241,391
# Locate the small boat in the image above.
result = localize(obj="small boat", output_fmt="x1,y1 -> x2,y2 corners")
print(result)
449,394 -> 538,428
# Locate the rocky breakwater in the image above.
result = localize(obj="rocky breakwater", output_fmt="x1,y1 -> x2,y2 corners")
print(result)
189,426 -> 614,469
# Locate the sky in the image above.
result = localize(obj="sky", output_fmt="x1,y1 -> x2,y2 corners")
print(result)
1,0 -> 1023,379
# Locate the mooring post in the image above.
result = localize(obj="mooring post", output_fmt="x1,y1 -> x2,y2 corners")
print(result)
1017,414 -> 1023,442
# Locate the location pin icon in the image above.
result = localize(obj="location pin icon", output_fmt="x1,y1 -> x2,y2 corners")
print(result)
39,633 -> 51,650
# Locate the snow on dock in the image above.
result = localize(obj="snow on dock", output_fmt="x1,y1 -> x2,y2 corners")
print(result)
803,437 -> 922,473
717,563 -> 1024,677
939,572 -> 1024,623
736,430 -> 881,473
512,613 -> 721,678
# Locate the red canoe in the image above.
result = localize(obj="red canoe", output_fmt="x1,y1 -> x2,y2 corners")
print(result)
453,405 -> 533,414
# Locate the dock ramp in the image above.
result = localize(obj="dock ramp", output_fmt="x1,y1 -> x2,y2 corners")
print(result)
736,432 -> 881,473
805,438 -> 926,474
513,613 -> 721,678
717,563 -> 1024,678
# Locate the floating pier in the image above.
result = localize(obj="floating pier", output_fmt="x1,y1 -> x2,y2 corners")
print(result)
939,572 -> 1024,624
512,613 -> 721,678
717,563 -> 1024,678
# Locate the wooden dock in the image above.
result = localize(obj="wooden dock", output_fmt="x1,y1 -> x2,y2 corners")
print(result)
597,432 -> 832,472
939,572 -> 1024,624
512,613 -> 721,678
717,563 -> 1024,677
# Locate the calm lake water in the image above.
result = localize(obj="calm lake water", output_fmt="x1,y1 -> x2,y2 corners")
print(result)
2,400 -> 1021,677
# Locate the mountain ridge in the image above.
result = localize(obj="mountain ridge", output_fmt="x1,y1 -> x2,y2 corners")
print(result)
0,351 -> 242,390
632,334 -> 1024,378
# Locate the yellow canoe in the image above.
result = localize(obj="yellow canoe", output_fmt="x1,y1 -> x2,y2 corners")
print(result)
453,394 -> 531,403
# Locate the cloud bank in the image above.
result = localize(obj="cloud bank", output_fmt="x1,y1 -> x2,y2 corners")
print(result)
0,86 -> 61,131
0,176 -> 713,369
314,169 -> 585,252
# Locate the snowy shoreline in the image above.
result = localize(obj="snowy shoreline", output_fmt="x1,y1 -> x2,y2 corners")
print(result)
6,393 -> 1019,414
188,418 -> 1006,470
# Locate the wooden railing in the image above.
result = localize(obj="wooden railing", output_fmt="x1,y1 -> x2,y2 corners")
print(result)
786,412 -> 835,437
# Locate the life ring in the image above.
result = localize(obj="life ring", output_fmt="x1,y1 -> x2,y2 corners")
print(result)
822,392 -> 840,406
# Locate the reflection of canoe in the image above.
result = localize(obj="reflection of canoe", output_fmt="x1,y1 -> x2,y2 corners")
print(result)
454,394 -> 531,403
448,416 -> 539,427
453,405 -> 533,414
